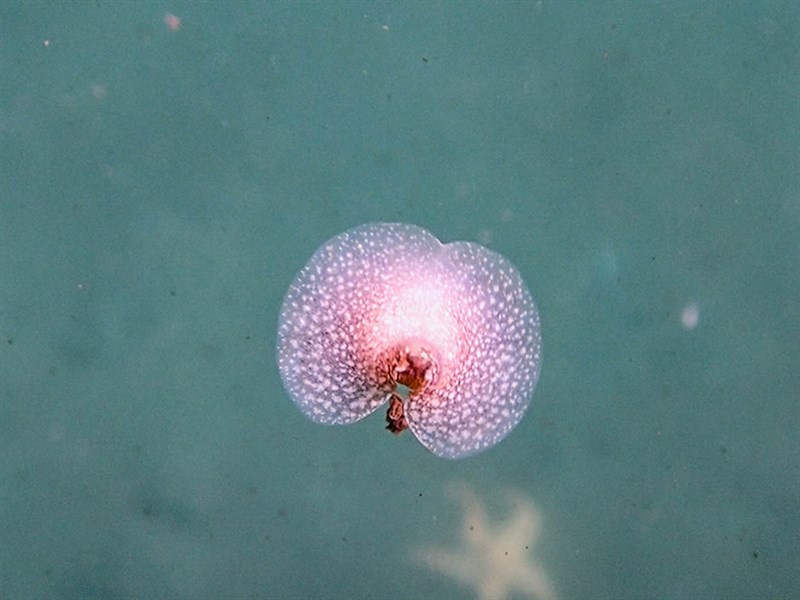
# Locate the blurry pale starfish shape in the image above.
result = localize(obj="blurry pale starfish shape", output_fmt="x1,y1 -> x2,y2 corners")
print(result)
416,483 -> 557,600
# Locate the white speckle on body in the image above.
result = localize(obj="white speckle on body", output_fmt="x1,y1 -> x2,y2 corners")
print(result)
276,222 -> 541,459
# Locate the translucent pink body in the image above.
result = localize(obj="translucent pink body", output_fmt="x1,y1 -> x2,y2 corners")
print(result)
277,223 -> 541,459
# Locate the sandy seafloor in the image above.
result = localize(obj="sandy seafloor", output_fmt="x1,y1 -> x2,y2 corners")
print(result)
1,2 -> 798,599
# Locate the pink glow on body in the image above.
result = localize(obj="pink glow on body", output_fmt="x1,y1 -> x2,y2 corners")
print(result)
276,223 -> 541,459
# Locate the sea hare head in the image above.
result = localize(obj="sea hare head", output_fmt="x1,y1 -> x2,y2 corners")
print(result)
277,222 -> 541,459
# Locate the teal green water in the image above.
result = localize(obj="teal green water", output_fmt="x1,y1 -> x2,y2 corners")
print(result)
1,2 -> 797,599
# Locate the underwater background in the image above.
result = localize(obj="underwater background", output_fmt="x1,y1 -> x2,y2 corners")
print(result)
1,1 -> 798,599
